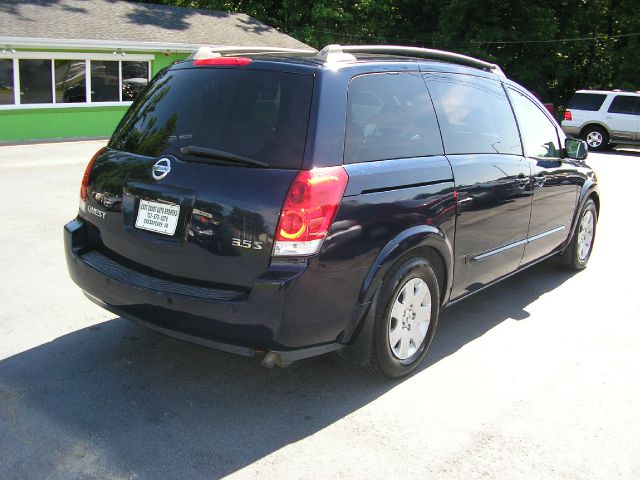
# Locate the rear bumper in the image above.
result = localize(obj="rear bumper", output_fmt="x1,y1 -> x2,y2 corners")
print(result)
65,217 -> 348,359
561,123 -> 581,137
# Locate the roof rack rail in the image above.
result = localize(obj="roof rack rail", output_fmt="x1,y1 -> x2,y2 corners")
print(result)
315,44 -> 505,77
189,46 -> 317,60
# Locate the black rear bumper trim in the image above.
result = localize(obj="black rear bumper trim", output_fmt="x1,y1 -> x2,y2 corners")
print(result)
83,292 -> 257,357
81,250 -> 243,301
84,291 -> 344,361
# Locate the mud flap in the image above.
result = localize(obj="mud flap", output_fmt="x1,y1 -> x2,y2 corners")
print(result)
337,286 -> 381,366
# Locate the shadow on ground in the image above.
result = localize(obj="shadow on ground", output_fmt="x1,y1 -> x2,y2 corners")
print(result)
610,147 -> 640,157
0,262 -> 575,478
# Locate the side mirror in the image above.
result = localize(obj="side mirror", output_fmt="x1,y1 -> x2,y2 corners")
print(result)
565,138 -> 588,161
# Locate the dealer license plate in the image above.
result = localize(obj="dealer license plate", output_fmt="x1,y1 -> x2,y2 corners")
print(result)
135,199 -> 180,235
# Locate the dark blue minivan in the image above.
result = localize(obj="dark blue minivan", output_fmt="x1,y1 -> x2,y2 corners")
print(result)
65,45 -> 599,377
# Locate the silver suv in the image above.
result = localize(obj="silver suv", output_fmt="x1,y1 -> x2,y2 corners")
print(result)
561,90 -> 640,150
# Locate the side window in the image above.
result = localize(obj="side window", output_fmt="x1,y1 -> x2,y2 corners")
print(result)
425,73 -> 522,155
567,93 -> 607,111
508,88 -> 561,159
344,72 -> 443,163
608,95 -> 640,115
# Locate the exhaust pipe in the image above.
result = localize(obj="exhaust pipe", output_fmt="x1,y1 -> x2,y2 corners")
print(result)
260,351 -> 291,369
260,343 -> 343,368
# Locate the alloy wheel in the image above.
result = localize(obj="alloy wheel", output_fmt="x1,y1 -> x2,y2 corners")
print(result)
577,210 -> 595,261
388,278 -> 431,360
586,131 -> 603,148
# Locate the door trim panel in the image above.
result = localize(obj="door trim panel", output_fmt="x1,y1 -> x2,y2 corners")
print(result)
468,225 -> 565,263
527,225 -> 566,243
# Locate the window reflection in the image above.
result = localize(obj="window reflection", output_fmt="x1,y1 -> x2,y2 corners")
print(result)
55,60 -> 86,103
122,61 -> 149,101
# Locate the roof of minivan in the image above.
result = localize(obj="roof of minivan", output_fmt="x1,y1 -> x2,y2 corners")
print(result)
180,53 -> 504,80
185,44 -> 506,77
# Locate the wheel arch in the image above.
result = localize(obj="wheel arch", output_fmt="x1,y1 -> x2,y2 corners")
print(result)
338,225 -> 453,365
563,180 -> 599,251
580,122 -> 611,138
588,190 -> 600,216
359,225 -> 453,307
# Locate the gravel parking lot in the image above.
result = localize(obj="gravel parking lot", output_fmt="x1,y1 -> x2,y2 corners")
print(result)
1,140 -> 639,479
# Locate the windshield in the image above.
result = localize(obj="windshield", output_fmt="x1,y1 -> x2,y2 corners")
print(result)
109,67 -> 314,169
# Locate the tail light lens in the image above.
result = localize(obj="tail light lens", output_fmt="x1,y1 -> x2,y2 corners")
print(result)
273,166 -> 349,256
194,57 -> 252,66
564,110 -> 572,121
79,147 -> 105,213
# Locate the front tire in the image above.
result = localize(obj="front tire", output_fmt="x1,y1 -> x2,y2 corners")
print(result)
558,199 -> 598,270
581,125 -> 609,151
368,257 -> 440,378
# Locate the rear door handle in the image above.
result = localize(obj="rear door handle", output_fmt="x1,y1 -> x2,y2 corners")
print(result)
534,175 -> 546,187
515,176 -> 530,188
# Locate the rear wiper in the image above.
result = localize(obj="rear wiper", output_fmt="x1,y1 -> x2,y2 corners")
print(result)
180,146 -> 269,168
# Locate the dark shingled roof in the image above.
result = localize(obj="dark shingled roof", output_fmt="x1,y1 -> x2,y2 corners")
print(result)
0,0 -> 310,49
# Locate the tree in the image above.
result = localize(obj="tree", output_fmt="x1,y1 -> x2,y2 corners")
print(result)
140,0 -> 640,111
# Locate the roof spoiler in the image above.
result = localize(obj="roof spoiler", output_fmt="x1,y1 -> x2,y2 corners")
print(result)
188,46 -> 317,61
315,44 -> 505,77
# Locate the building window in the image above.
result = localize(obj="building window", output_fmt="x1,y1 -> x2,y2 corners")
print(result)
91,61 -> 120,102
0,59 -> 14,105
0,55 -> 151,108
55,60 -> 87,103
20,59 -> 53,104
122,61 -> 150,101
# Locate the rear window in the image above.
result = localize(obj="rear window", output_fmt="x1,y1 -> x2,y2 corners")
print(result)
110,67 -> 314,169
567,93 -> 607,111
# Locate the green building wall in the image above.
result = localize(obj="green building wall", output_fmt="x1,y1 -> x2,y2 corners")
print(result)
0,51 -> 188,143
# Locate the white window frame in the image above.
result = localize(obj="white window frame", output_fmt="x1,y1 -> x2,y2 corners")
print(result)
0,51 -> 153,110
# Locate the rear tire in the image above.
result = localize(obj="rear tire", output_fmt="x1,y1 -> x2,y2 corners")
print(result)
557,199 -> 598,270
581,125 -> 609,151
368,257 -> 440,378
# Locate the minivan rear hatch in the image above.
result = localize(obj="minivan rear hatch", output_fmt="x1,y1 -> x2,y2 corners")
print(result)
83,62 -> 315,289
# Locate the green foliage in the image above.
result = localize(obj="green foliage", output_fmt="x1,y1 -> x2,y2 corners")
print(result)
139,0 -> 640,112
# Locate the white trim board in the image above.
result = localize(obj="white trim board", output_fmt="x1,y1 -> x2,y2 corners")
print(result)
0,51 -> 154,61
0,101 -> 134,111
0,36 -> 207,53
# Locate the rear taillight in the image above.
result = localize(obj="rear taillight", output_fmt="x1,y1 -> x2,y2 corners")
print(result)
564,110 -> 573,121
273,166 -> 349,256
79,147 -> 105,213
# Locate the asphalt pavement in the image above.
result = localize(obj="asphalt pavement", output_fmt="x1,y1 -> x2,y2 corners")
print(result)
0,141 -> 638,479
